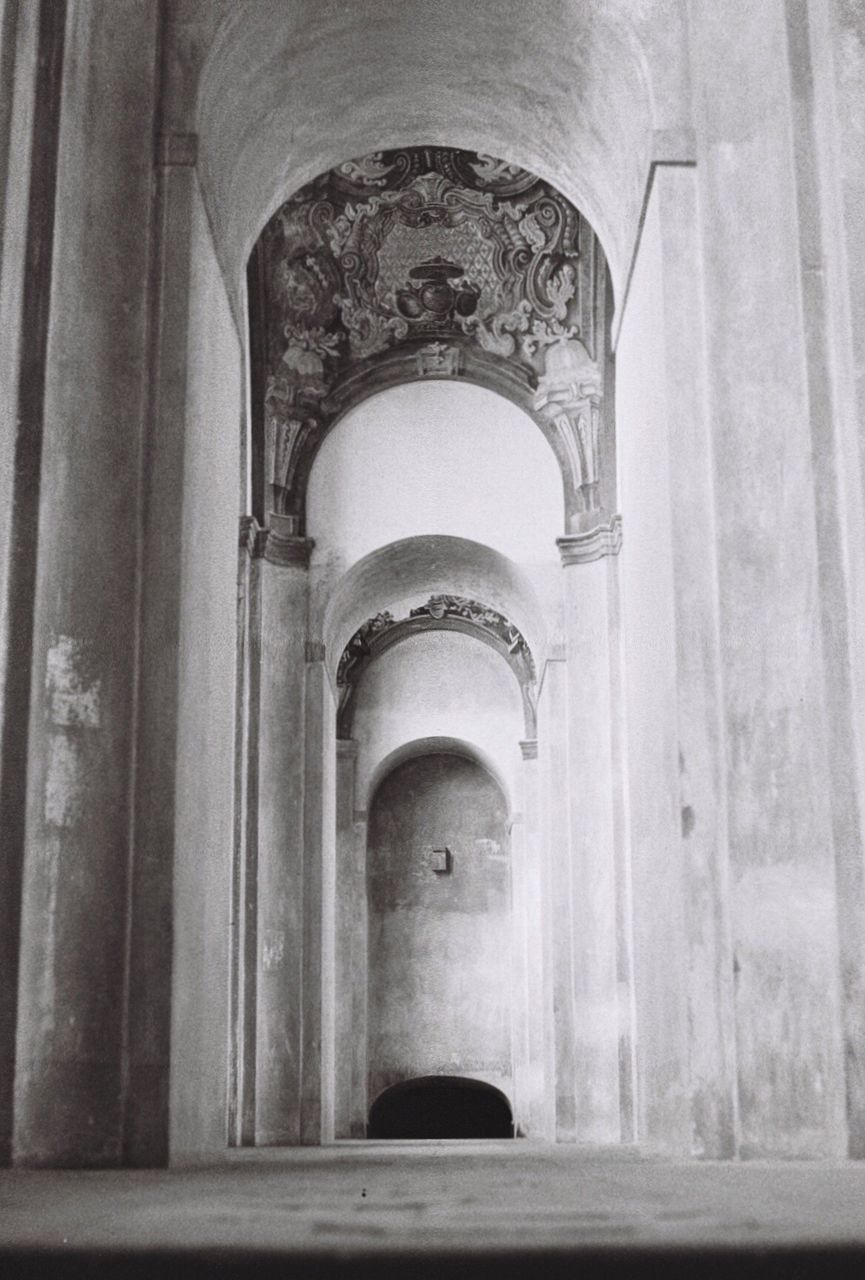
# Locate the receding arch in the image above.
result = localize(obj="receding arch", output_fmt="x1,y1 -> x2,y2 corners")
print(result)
336,595 -> 537,741
320,534 -> 550,689
307,383 -> 564,580
309,372 -> 575,542
367,735 -> 511,814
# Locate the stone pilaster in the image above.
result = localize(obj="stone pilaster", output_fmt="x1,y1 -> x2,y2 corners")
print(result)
537,653 -> 577,1141
254,543 -> 313,1145
12,0 -> 160,1167
301,642 -> 335,1144
511,741 -> 550,1138
536,338 -> 605,531
558,527 -> 622,1144
333,739 -> 367,1139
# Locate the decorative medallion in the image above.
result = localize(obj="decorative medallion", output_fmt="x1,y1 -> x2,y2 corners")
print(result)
251,146 -> 607,530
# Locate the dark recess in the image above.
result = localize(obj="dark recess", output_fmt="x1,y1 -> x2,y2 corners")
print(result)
368,1075 -> 514,1139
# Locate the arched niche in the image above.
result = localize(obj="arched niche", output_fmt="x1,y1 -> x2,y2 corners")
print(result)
366,749 -> 513,1108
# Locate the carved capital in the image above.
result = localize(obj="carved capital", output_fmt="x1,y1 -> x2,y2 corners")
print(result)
535,339 -> 604,512
239,514 -> 268,558
557,514 -> 622,565
264,513 -> 314,568
519,739 -> 538,761
305,641 -> 326,664
535,337 -> 602,410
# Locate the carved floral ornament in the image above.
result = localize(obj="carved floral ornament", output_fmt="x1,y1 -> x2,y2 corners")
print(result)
254,146 -> 609,532
335,594 -> 537,739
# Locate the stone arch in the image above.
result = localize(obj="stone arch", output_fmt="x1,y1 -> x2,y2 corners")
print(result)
246,144 -> 612,532
320,534 -> 549,689
336,597 -> 537,741
367,735 -> 512,815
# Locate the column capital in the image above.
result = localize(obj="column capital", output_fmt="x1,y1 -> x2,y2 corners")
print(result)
519,739 -> 539,761
557,514 -> 622,566
239,514 -> 268,558
264,513 -> 314,568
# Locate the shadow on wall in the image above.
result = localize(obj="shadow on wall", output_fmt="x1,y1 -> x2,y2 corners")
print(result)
368,1076 -> 514,1139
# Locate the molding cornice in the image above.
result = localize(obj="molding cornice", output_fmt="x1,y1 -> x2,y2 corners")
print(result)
557,514 -> 622,566
264,520 -> 314,568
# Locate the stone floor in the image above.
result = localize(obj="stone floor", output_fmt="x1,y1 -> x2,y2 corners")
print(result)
2,1142 -> 865,1277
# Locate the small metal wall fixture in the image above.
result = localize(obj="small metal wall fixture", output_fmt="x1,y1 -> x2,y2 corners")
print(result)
429,846 -> 452,876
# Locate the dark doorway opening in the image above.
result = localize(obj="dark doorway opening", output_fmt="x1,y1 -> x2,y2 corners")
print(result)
367,1075 -> 514,1139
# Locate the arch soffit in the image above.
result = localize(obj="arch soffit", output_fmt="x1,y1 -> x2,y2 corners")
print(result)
320,534 -> 549,688
311,356 -> 572,530
193,0 -> 667,306
366,736 -> 512,815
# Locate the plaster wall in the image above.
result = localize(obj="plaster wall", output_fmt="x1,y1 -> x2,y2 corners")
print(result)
653,164 -> 737,1159
367,753 -> 513,1105
351,630 -> 524,809
169,180 -> 242,1162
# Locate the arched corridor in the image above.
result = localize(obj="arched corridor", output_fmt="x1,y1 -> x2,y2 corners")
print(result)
3,13 -> 865,1273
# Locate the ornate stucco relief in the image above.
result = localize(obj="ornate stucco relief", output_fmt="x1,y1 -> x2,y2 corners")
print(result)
336,594 -> 537,739
254,147 -> 607,530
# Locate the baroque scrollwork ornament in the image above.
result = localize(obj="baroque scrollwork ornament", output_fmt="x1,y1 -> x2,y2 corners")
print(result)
335,594 -> 537,739
257,146 -> 605,527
